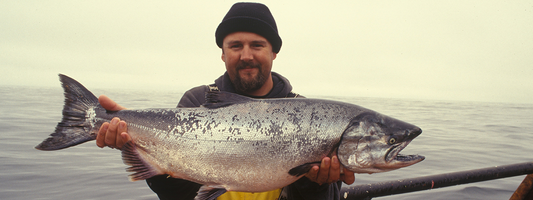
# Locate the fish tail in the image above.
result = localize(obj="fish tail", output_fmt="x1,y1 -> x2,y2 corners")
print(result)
35,74 -> 101,150
122,141 -> 163,181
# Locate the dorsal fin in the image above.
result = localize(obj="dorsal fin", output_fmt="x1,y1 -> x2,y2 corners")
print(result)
202,91 -> 256,109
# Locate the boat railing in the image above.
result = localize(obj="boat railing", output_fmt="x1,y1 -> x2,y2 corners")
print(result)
340,161 -> 533,200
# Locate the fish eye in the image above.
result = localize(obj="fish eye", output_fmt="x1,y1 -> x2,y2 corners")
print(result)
389,137 -> 397,144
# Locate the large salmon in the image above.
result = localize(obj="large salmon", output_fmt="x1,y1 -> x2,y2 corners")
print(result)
36,74 -> 424,200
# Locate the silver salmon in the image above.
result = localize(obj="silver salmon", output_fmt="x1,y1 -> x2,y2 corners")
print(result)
36,74 -> 424,200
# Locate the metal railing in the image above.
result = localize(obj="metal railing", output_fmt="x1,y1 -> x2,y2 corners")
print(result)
340,161 -> 533,200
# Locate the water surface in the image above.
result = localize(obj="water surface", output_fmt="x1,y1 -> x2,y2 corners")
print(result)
1,86 -> 531,199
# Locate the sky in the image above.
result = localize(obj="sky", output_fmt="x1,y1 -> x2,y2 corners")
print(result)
1,1 -> 532,104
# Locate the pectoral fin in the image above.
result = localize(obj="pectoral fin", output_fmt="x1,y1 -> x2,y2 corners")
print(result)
288,162 -> 321,177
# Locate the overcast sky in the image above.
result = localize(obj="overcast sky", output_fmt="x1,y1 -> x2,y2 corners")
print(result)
1,1 -> 532,104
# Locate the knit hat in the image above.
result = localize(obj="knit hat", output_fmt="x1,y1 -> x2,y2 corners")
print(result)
215,2 -> 282,53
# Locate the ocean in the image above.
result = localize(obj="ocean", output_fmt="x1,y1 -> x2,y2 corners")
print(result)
1,85 -> 531,200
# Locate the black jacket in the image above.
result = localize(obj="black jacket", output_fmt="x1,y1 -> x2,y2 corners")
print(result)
146,72 -> 342,200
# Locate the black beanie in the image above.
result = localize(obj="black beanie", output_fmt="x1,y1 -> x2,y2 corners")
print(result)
215,2 -> 282,53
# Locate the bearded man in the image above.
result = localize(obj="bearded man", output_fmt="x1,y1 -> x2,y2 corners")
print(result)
96,3 -> 355,200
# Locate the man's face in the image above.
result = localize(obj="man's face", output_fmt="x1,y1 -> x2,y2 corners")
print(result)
222,32 -> 277,94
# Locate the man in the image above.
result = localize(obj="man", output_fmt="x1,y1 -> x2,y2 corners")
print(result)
96,2 -> 355,200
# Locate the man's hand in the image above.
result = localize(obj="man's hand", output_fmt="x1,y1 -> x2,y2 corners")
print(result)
95,95 -> 131,149
305,156 -> 355,185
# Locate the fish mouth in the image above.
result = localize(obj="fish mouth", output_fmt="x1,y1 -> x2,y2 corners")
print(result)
385,127 -> 424,166
385,141 -> 425,166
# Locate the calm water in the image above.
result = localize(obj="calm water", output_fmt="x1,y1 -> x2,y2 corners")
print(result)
1,86 -> 532,200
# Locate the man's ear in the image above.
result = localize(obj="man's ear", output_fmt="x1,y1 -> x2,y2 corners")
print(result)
272,52 -> 277,60
221,48 -> 226,62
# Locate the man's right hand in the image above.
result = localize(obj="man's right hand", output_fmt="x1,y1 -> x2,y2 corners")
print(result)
96,95 -> 131,149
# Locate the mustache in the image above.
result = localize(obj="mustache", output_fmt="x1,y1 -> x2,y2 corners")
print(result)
235,61 -> 261,70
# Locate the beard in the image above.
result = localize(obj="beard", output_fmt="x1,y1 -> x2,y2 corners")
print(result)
231,61 -> 268,94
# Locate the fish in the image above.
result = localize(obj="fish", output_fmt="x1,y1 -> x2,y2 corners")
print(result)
36,74 -> 425,200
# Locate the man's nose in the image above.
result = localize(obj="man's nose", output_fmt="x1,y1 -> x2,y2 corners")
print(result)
240,46 -> 253,61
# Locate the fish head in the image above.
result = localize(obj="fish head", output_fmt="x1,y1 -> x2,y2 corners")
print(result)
337,112 -> 424,174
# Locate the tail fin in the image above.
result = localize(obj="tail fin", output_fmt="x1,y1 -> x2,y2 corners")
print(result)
35,74 -> 101,150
